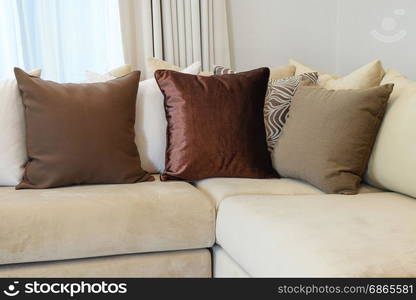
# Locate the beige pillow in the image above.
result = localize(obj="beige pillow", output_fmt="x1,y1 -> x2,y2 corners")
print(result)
147,57 -> 181,74
108,64 -> 132,77
289,59 -> 385,89
270,65 -> 295,80
199,71 -> 214,76
147,57 -> 212,76
84,65 -> 132,83
272,84 -> 393,194
289,59 -> 335,77
365,69 -> 416,198
214,64 -> 295,80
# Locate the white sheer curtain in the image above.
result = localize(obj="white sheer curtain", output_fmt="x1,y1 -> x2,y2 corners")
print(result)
119,0 -> 231,77
0,0 -> 125,82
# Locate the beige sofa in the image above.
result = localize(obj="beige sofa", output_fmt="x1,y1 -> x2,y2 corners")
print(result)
1,68 -> 416,278
2,176 -> 416,278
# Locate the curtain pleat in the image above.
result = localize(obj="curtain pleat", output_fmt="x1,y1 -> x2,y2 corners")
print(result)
176,0 -> 187,67
200,0 -> 210,71
151,0 -> 163,58
212,0 -> 230,68
208,0 -> 216,69
170,0 -> 180,66
183,0 -> 193,65
190,0 -> 201,64
161,0 -> 174,63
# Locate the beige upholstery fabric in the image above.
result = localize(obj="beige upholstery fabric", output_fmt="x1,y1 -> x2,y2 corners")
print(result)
365,69 -> 416,199
0,176 -> 215,265
216,193 -> 416,277
0,249 -> 211,278
289,59 -> 385,89
213,245 -> 250,278
195,177 -> 381,207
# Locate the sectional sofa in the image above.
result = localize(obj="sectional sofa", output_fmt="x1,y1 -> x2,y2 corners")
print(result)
1,60 -> 416,278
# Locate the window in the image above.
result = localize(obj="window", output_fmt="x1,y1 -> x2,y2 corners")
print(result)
0,0 -> 124,82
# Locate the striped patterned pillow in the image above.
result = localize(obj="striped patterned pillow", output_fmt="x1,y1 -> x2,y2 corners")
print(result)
214,66 -> 318,151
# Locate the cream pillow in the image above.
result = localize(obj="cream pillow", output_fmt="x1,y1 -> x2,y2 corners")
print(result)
270,65 -> 296,80
365,69 -> 416,198
289,59 -> 328,76
0,69 -> 41,186
86,62 -> 202,173
212,64 -> 295,80
289,59 -> 385,89
147,57 -> 181,74
147,57 -> 213,76
108,64 -> 132,77
84,64 -> 131,82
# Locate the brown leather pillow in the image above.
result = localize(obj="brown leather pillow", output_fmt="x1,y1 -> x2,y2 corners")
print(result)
155,68 -> 277,181
14,68 -> 151,189
272,84 -> 394,194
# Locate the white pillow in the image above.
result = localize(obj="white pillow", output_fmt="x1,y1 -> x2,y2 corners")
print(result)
85,62 -> 202,173
0,69 -> 41,186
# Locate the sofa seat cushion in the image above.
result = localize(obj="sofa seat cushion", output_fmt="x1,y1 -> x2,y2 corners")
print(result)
216,193 -> 416,277
0,176 -> 215,265
196,177 -> 381,207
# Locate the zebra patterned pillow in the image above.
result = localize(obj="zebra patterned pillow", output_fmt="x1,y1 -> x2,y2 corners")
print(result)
213,66 -> 318,151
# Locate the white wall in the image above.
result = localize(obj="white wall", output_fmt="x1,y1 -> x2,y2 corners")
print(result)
227,0 -> 416,78
336,0 -> 416,78
227,0 -> 338,73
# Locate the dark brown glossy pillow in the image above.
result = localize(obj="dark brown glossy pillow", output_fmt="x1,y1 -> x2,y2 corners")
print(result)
14,68 -> 151,189
155,68 -> 277,181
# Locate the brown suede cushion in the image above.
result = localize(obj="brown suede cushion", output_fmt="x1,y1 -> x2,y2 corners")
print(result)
272,84 -> 394,194
155,68 -> 277,181
14,68 -> 151,189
